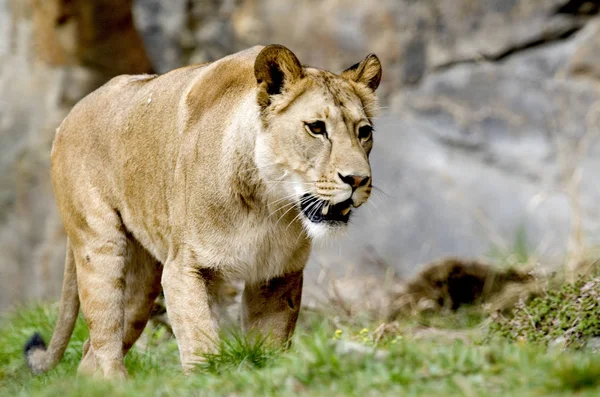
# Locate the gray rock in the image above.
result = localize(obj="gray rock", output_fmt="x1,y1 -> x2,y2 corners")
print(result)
586,337 -> 600,353
133,0 -> 187,72
549,336 -> 567,350
0,0 -> 9,59
307,26 -> 600,285
224,0 -> 585,92
4,0 -> 600,311
567,18 -> 600,81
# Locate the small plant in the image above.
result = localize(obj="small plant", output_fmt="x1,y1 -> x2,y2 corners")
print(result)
332,323 -> 404,347
489,275 -> 600,348
200,330 -> 282,374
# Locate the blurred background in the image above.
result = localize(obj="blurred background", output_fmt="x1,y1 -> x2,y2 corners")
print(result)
1,0 -> 600,312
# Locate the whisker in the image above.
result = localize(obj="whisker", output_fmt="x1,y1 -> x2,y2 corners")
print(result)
304,200 -> 321,220
295,227 -> 308,245
268,199 -> 300,219
263,173 -> 286,197
372,185 -> 391,199
364,198 -> 382,217
309,199 -> 324,220
269,195 -> 300,209
277,203 -> 300,224
288,199 -> 321,230
269,190 -> 304,207
266,182 -> 318,207
264,180 -> 316,186
287,210 -> 305,230
267,195 -> 305,219
368,198 -> 381,212
276,195 -> 314,224
370,192 -> 389,209
366,193 -> 387,215
304,201 -> 323,225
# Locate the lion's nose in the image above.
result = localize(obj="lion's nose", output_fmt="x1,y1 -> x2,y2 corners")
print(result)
338,173 -> 370,189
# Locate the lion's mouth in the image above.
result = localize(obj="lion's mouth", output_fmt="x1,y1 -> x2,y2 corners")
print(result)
300,194 -> 352,224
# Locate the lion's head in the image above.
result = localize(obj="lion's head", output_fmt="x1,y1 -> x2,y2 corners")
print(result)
252,45 -> 382,238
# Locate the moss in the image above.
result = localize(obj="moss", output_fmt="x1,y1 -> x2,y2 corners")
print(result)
489,275 -> 600,348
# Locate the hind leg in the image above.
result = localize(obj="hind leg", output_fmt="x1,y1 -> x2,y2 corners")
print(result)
79,240 -> 162,373
78,339 -> 97,376
71,208 -> 129,379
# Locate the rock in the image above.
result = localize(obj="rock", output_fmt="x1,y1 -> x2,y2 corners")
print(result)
0,0 -> 9,58
0,0 -> 152,310
4,0 -> 600,311
585,337 -> 600,353
549,336 -> 567,350
567,18 -> 600,81
306,25 -> 600,283
220,0 -> 586,94
133,0 -> 187,73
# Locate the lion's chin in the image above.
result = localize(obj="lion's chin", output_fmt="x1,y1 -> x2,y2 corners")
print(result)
301,216 -> 349,240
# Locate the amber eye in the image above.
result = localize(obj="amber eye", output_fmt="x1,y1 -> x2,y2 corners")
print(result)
358,125 -> 373,141
305,121 -> 327,136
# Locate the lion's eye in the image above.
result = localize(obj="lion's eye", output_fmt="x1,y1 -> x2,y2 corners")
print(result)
305,121 -> 327,136
358,125 -> 373,141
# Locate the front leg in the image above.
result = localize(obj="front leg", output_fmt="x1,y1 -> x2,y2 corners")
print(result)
162,260 -> 219,374
241,270 -> 303,347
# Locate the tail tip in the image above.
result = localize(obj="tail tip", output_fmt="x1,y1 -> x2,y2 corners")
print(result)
24,332 -> 47,372
24,332 -> 47,355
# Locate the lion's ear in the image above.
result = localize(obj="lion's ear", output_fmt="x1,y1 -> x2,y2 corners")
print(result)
254,44 -> 303,108
341,54 -> 382,92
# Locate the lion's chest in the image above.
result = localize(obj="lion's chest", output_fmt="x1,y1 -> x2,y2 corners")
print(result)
189,214 -> 309,283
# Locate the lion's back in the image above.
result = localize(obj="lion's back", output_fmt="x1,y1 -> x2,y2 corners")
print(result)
49,46 -> 264,251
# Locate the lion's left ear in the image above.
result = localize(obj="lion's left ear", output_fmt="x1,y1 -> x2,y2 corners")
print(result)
341,54 -> 382,91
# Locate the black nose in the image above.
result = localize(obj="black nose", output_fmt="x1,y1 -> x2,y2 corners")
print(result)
338,173 -> 370,189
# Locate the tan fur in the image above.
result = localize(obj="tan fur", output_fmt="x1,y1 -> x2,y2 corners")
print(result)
25,45 -> 382,377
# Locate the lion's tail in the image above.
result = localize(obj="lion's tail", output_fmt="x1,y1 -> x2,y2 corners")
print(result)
24,240 -> 80,374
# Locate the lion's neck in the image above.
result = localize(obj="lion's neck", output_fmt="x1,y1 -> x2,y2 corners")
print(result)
220,96 -> 269,214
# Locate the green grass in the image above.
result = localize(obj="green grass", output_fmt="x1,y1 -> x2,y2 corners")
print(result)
2,305 -> 600,396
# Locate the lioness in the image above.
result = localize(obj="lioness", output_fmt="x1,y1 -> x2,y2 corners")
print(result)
24,44 -> 382,378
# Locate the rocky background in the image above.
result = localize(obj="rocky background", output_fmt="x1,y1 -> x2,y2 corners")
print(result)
2,0 -> 600,311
